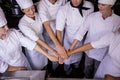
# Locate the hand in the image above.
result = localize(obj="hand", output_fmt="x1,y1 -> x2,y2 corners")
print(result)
57,46 -> 68,59
52,50 -> 60,58
7,65 -> 27,71
67,50 -> 73,57
48,54 -> 58,62
58,57 -> 64,64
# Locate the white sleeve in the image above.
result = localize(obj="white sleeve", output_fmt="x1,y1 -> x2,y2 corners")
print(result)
14,30 -> 36,50
91,32 -> 114,48
0,60 -> 8,73
75,15 -> 90,41
37,1 -> 49,23
56,7 -> 66,31
18,23 -> 39,41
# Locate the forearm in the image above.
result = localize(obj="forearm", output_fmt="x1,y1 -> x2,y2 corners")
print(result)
34,44 -> 50,58
69,43 -> 93,56
37,39 -> 56,53
43,21 -> 61,48
34,44 -> 58,62
56,30 -> 62,45
70,39 -> 79,50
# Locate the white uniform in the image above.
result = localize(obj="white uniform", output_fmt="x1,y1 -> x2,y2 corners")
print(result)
56,1 -> 94,64
91,32 -> 120,78
0,29 -> 36,73
19,13 -> 48,70
75,12 -> 120,61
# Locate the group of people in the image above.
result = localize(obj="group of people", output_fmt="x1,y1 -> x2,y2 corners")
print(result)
0,0 -> 120,79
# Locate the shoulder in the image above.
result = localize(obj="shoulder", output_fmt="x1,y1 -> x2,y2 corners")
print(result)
59,2 -> 70,11
88,12 -> 100,18
19,15 -> 27,24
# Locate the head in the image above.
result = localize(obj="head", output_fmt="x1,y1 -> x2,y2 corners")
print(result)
71,0 -> 83,6
0,8 -> 9,40
22,5 -> 35,18
16,0 -> 35,18
48,0 -> 57,4
98,0 -> 116,15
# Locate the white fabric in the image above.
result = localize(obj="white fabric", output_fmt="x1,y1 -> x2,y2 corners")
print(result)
19,13 -> 43,41
16,0 -> 33,9
91,33 -> 120,78
19,13 -> 48,69
56,1 -> 94,64
91,32 -> 120,67
37,0 -> 66,33
98,0 -> 116,5
0,7 -> 7,27
0,29 -> 36,73
75,12 -> 120,61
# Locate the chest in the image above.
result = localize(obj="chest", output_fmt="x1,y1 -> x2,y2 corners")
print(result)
0,37 -> 20,60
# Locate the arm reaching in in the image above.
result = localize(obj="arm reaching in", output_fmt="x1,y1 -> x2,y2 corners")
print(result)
69,39 -> 79,50
68,43 -> 93,56
43,21 -> 68,59
7,65 -> 27,71
34,44 -> 58,62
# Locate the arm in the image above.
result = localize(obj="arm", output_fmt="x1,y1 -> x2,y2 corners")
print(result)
7,65 -> 27,71
43,21 -> 68,59
70,39 -> 79,50
36,39 -> 59,58
56,30 -> 62,44
68,32 -> 114,56
68,43 -> 93,56
15,30 -> 58,62
34,44 -> 58,62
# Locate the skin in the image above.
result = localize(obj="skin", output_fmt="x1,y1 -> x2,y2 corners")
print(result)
0,25 -> 9,40
67,43 -> 93,56
71,0 -> 83,6
49,0 -> 57,4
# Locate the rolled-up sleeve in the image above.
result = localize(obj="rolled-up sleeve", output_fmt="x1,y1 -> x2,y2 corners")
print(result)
19,23 -> 39,41
37,1 -> 49,23
91,33 -> 114,49
75,18 -> 89,41
56,7 -> 66,31
14,30 -> 36,50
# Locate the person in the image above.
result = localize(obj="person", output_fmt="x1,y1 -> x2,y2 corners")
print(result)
70,0 -> 120,78
56,0 -> 94,75
67,32 -> 120,78
16,0 -> 59,70
0,7 -> 58,73
37,0 -> 68,70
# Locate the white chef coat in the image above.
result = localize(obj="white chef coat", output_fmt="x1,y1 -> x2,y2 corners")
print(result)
0,29 -> 36,73
56,1 -> 94,64
75,12 -> 120,61
19,13 -> 48,69
91,32 -> 120,78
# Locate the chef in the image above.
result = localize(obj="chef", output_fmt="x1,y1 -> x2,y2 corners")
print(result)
56,0 -> 94,75
37,0 -> 68,70
70,0 -> 120,78
16,0 -> 59,70
0,7 -> 58,73
68,32 -> 120,78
